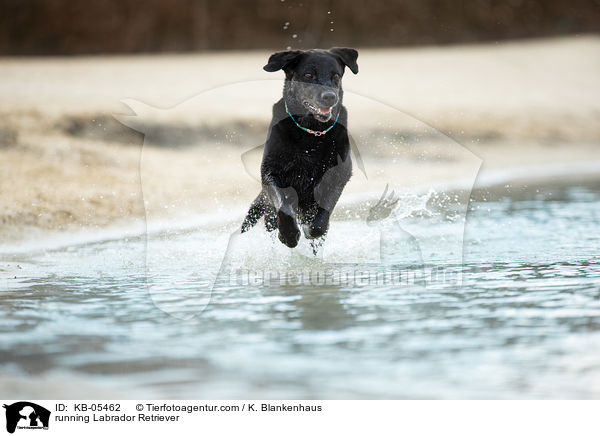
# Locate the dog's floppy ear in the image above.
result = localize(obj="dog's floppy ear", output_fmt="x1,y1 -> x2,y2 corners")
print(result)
263,50 -> 304,72
330,47 -> 359,74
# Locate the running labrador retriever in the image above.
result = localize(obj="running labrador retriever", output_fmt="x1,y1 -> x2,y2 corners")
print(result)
241,48 -> 359,248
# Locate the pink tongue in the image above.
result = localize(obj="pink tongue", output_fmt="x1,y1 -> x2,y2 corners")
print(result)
318,107 -> 332,115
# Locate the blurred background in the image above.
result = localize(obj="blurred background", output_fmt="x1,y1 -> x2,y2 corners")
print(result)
1,0 -> 600,54
1,0 -> 600,240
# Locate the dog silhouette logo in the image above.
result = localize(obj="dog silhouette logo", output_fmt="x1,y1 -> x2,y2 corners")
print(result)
3,402 -> 50,434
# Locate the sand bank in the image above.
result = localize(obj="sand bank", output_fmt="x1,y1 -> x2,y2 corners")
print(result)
1,36 -> 599,244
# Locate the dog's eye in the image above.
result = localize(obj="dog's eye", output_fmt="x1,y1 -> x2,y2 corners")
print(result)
332,74 -> 340,83
304,73 -> 313,79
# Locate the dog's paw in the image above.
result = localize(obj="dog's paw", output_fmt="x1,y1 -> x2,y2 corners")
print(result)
305,209 -> 329,239
306,223 -> 327,239
277,211 -> 300,248
278,230 -> 300,248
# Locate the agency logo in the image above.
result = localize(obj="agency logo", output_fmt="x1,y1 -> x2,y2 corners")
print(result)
3,402 -> 50,434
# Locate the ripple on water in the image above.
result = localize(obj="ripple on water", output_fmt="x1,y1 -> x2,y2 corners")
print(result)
1,181 -> 600,398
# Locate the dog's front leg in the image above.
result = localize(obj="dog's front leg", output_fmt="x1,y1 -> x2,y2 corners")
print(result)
263,179 -> 301,248
308,153 -> 352,239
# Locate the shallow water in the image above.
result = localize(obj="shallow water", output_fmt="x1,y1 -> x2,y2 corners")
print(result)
1,178 -> 600,399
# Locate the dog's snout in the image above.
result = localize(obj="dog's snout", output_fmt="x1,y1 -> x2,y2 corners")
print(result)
320,91 -> 337,106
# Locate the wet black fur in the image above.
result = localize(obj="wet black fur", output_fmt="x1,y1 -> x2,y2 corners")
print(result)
241,48 -> 358,248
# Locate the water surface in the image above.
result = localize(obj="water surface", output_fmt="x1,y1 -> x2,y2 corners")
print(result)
1,178 -> 599,398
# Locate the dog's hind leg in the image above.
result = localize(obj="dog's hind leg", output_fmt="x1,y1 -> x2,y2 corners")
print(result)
241,192 -> 266,233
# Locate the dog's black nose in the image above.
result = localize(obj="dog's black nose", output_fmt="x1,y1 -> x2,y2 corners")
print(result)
320,91 -> 337,106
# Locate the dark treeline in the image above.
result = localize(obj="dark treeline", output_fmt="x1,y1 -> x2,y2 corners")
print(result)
1,0 -> 599,55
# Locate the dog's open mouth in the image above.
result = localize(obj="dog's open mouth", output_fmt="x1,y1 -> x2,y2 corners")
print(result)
303,101 -> 334,122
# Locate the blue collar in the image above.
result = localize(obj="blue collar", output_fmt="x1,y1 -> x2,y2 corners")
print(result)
284,101 -> 340,137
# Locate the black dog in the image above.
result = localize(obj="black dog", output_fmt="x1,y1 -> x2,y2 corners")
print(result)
241,47 -> 359,248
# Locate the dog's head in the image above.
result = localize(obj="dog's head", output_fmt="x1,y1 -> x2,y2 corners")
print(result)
264,48 -> 358,123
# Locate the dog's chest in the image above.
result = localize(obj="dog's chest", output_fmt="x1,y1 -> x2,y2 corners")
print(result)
282,144 -> 337,191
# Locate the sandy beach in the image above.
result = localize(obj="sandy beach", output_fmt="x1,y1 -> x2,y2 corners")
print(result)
1,36 -> 599,244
